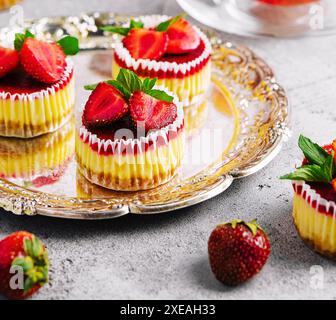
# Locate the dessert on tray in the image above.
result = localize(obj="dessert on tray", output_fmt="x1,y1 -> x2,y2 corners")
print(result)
76,68 -> 185,191
0,31 -> 79,138
103,15 -> 212,107
0,120 -> 74,187
281,135 -> 336,259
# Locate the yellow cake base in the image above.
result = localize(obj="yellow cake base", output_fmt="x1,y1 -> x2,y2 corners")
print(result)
0,119 -> 75,179
76,131 -> 185,191
293,192 -> 336,259
112,59 -> 211,107
0,62 -> 75,138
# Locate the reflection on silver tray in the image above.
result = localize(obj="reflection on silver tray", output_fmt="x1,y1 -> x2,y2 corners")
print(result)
0,13 -> 290,219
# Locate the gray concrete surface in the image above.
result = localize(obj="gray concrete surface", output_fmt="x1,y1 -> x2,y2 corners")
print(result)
1,0 -> 336,300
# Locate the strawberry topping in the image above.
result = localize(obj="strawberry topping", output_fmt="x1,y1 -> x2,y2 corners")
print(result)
122,28 -> 168,60
0,47 -> 19,79
129,91 -> 177,132
20,38 -> 67,84
166,18 -> 201,54
83,82 -> 129,128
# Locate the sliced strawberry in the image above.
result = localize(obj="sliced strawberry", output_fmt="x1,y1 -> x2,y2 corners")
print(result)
83,82 -> 129,128
0,47 -> 19,78
122,29 -> 168,60
20,38 -> 66,84
332,178 -> 336,192
129,91 -> 177,132
166,18 -> 201,54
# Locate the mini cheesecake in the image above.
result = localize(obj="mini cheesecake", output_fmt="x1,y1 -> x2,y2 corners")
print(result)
106,15 -> 212,107
0,31 -> 79,138
76,69 -> 185,191
0,61 -> 74,138
281,136 -> 336,259
0,119 -> 74,185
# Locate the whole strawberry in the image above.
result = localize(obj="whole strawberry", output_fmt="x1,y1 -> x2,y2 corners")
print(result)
208,220 -> 270,286
0,231 -> 49,300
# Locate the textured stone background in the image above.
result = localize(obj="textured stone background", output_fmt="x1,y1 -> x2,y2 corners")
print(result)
0,0 -> 336,300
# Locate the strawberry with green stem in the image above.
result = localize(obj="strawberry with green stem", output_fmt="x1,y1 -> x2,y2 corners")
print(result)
83,68 -> 177,132
14,30 -> 79,84
0,231 -> 49,300
208,220 -> 270,286
101,15 -> 200,59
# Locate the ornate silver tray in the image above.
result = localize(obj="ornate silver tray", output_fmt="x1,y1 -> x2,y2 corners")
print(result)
0,13 -> 290,219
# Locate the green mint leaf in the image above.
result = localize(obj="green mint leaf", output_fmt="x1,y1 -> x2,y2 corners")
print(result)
84,84 -> 98,91
280,164 -> 331,183
100,26 -> 130,36
101,19 -> 144,36
85,70 -> 173,103
156,14 -> 184,32
146,89 -> 174,103
84,80 -> 131,100
14,29 -> 35,51
298,134 -> 329,167
130,19 -> 144,29
57,36 -> 79,55
108,80 -> 131,100
143,77 -> 157,91
117,69 -> 143,94
322,154 -> 334,182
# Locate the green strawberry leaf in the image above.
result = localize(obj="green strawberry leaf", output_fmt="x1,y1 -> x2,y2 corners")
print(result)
156,14 -> 184,32
12,256 -> 34,273
57,36 -> 79,55
298,134 -> 329,167
14,29 -> 35,51
146,89 -> 174,103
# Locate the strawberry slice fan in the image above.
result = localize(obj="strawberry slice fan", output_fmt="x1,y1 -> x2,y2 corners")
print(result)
0,30 -> 79,138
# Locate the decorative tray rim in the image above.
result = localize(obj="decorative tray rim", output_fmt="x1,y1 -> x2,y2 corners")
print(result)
0,12 -> 291,219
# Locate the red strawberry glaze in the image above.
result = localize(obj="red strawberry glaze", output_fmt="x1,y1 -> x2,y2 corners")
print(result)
80,119 -> 184,156
114,39 -> 210,79
294,183 -> 336,216
0,64 -> 73,98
